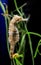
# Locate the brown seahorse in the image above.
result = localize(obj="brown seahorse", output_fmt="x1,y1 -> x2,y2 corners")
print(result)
8,15 -> 30,58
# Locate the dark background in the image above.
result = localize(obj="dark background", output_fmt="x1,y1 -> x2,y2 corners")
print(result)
8,0 -> 41,65
0,0 -> 41,65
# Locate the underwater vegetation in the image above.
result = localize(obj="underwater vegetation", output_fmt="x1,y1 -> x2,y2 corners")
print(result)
0,0 -> 41,65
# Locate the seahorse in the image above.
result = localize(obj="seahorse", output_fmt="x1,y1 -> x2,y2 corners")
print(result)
8,15 -> 30,58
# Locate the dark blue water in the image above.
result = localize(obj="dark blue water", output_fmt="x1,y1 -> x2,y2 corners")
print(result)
0,1 -> 10,65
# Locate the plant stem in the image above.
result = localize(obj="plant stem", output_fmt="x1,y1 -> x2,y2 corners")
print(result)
0,1 -> 10,57
0,1 -> 5,12
14,0 -> 22,16
14,3 -> 27,12
26,29 -> 34,65
17,34 -> 26,53
34,39 -> 41,58
15,58 -> 22,65
24,22 -> 34,65
29,32 -> 41,37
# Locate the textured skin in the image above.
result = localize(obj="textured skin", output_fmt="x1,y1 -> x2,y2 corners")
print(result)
8,15 -> 29,58
8,15 -> 22,58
